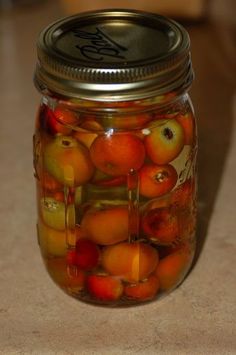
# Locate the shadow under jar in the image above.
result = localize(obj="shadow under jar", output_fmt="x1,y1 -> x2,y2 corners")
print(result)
33,9 -> 197,307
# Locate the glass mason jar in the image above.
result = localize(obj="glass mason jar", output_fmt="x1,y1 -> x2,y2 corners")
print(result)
33,10 -> 197,306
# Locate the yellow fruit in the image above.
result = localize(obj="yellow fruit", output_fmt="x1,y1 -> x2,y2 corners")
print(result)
43,135 -> 94,187
40,197 -> 75,231
37,220 -> 75,256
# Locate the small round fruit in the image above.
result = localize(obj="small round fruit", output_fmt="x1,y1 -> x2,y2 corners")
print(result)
94,175 -> 126,187
91,169 -> 126,187
86,275 -> 124,301
74,239 -> 100,271
46,258 -> 85,290
90,133 -> 145,176
66,249 -> 77,265
43,189 -> 75,204
81,118 -> 103,131
101,113 -> 151,130
38,220 -> 68,256
43,136 -> 94,187
139,164 -> 177,198
145,119 -> 184,164
155,247 -> 192,290
142,207 -> 179,245
124,275 -> 160,301
40,171 -> 63,192
73,128 -> 97,148
171,178 -> 195,208
140,195 -> 171,215
40,197 -> 75,231
48,107 -> 79,135
81,206 -> 129,245
102,242 -> 159,282
158,242 -> 191,259
176,113 -> 194,145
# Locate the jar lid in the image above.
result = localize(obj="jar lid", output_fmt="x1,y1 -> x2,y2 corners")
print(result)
34,9 -> 193,101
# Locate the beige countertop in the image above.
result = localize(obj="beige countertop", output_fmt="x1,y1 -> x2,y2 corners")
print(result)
0,2 -> 236,354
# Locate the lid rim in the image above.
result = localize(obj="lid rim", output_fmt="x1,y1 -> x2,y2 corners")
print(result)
34,61 -> 193,102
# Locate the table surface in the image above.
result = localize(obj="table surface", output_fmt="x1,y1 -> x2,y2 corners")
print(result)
0,2 -> 236,354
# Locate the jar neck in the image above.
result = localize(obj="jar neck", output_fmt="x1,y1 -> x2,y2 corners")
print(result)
41,86 -> 191,116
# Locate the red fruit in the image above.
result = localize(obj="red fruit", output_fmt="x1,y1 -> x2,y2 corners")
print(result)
155,247 -> 192,290
176,113 -> 195,145
171,178 -> 195,208
86,275 -> 124,301
75,239 -> 100,271
142,207 -> 179,245
139,164 -> 178,198
40,171 -> 63,192
46,258 -> 86,290
124,275 -> 160,301
101,113 -> 151,130
45,190 -> 74,204
48,107 -> 79,135
66,249 -> 77,265
94,175 -> 126,187
91,169 -> 126,187
158,242 -> 191,259
90,133 -> 145,176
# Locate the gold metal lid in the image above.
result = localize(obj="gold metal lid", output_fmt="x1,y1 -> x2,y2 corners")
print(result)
34,9 -> 193,101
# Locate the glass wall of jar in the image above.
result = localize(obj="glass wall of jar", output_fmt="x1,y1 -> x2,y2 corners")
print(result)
33,91 -> 197,306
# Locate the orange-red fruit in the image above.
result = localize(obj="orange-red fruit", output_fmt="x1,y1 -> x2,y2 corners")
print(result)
142,207 -> 179,245
86,275 -> 124,301
139,164 -> 177,198
48,107 -> 78,135
155,247 -> 192,290
81,206 -> 129,245
176,113 -> 194,145
158,242 -> 191,259
81,118 -> 103,131
102,113 -> 151,130
40,171 -> 63,192
124,275 -> 160,301
66,249 -> 77,265
93,175 -> 126,187
43,190 -> 74,204
145,119 -> 184,164
46,258 -> 85,290
73,129 -> 97,149
102,242 -> 159,282
90,133 -> 145,176
171,178 -> 195,208
91,169 -> 126,187
74,239 -> 100,271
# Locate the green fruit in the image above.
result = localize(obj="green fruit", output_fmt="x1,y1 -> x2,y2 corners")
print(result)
41,197 -> 75,231
43,136 -> 94,187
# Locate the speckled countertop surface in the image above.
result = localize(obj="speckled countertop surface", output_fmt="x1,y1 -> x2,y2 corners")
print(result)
0,2 -> 236,354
